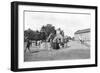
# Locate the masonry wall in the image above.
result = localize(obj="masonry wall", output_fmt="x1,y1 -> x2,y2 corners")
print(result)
74,32 -> 90,41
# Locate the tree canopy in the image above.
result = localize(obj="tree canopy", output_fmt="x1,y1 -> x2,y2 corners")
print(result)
40,24 -> 56,39
24,24 -> 56,41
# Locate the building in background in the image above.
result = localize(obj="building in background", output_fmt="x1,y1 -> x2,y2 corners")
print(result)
74,28 -> 90,42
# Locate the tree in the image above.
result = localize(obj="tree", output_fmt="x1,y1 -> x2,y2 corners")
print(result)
24,24 -> 56,41
60,30 -> 64,37
24,28 -> 47,41
40,24 -> 56,39
24,28 -> 35,41
39,31 -> 46,41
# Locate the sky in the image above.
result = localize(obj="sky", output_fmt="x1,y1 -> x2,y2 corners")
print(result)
24,11 -> 91,37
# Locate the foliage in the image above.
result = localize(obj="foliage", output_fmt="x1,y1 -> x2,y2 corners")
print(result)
24,24 -> 56,41
40,24 -> 56,39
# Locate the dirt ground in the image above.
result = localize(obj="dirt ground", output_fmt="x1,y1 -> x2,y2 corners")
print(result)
24,41 -> 90,62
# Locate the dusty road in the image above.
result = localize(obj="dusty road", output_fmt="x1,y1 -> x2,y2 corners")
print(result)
24,41 -> 90,62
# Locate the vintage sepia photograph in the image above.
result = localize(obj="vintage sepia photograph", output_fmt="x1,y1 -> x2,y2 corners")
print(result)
24,11 -> 91,62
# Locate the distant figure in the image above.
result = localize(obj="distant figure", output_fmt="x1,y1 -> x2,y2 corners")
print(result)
55,42 -> 60,50
25,39 -> 32,53
80,39 -> 84,44
79,37 -> 84,44
50,39 -> 53,49
52,39 -> 60,50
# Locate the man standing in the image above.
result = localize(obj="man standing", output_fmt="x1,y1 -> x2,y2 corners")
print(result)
25,39 -> 32,53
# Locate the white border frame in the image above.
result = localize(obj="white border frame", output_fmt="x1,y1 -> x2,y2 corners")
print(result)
18,5 -> 96,68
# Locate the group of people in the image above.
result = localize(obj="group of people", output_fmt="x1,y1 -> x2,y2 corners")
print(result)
24,39 -> 43,53
50,38 -> 69,50
24,38 -> 69,53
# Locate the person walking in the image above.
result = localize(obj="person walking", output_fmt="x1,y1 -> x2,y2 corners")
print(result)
25,39 -> 32,53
